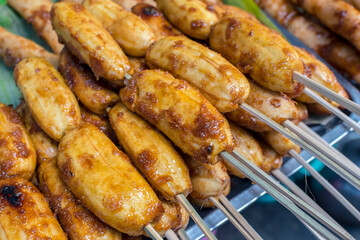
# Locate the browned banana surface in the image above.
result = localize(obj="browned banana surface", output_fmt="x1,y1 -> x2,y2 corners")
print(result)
257,140 -> 283,173
59,48 -> 119,115
186,159 -> 230,208
109,103 -> 192,201
290,0 -> 360,52
132,3 -> 183,40
0,177 -> 68,239
83,0 -> 155,57
38,159 -> 123,240
146,36 -> 250,113
156,0 -> 219,40
113,0 -> 156,11
51,1 -> 132,86
16,101 -> 58,165
218,3 -> 258,21
343,0 -> 360,10
15,57 -> 81,141
128,57 -> 148,73
222,124 -> 263,178
256,0 -> 360,84
226,81 -> 298,132
210,16 -> 304,94
0,27 -> 58,67
0,103 -> 36,180
58,124 -> 163,236
7,0 -> 63,54
120,69 -> 234,164
262,130 -> 300,156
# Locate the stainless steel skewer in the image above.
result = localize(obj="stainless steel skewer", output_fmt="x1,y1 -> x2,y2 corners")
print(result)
210,197 -> 254,240
165,229 -> 180,240
178,228 -> 191,240
219,195 -> 262,240
176,194 -> 218,240
293,71 -> 360,116
289,149 -> 360,222
145,224 -> 164,240
283,120 -> 360,190
240,103 -> 360,190
220,151 -> 343,240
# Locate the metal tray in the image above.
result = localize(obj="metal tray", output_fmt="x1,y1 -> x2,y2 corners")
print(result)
186,11 -> 360,240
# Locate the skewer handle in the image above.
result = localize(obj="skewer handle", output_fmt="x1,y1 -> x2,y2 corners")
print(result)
293,71 -> 360,116
289,149 -> 360,222
165,230 -> 180,240
219,195 -> 262,240
145,224 -> 164,240
210,197 -> 254,240
175,194 -> 218,240
177,228 -> 191,240
303,87 -> 360,134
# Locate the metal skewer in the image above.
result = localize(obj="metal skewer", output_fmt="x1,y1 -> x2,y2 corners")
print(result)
210,197 -> 254,240
220,151 -> 343,240
288,149 -> 360,221
165,229 -> 181,240
283,120 -> 360,189
298,121 -> 360,176
219,195 -> 262,240
303,87 -> 360,134
145,224 -> 164,240
293,71 -> 360,116
176,194 -> 218,240
177,228 -> 191,240
240,103 -> 360,190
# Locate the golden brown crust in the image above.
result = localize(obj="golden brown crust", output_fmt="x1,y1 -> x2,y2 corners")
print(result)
109,103 -> 192,200
51,1 -> 132,85
0,177 -> 68,239
257,140 -> 283,173
156,0 -> 219,40
132,3 -> 183,40
15,57 -> 81,141
146,36 -> 250,113
226,81 -> 298,132
57,124 -> 163,236
0,103 -> 36,180
186,159 -> 230,208
0,26 -> 58,67
222,124 -> 263,178
38,159 -> 123,240
262,130 -> 300,156
113,0 -> 156,11
83,0 -> 155,57
294,47 -> 349,107
209,17 -> 304,94
59,48 -> 120,115
7,0 -> 63,54
128,56 -> 148,73
218,4 -> 258,21
16,101 -> 58,165
120,69 -> 234,164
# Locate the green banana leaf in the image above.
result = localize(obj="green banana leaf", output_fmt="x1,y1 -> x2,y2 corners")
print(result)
0,0 -> 277,106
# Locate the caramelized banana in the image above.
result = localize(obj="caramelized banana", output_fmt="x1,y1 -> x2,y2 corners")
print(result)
80,106 -> 117,143
15,57 -> 81,141
257,140 -> 283,173
109,103 -> 192,200
0,103 -> 36,180
294,47 -> 349,107
0,27 -> 58,67
210,17 -> 304,94
38,159 -> 123,240
146,36 -> 250,113
226,81 -> 298,132
51,1 -> 131,86
262,130 -> 300,156
156,0 -> 219,40
132,3 -> 183,40
7,0 -> 63,54
83,0 -> 155,57
218,4 -> 258,21
222,124 -> 263,178
57,124 -> 163,236
149,201 -> 189,236
0,177 -> 67,239
128,57 -> 148,73
16,101 -> 57,165
59,48 -> 119,115
120,69 -> 234,164
113,0 -> 156,11
186,159 -> 230,208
